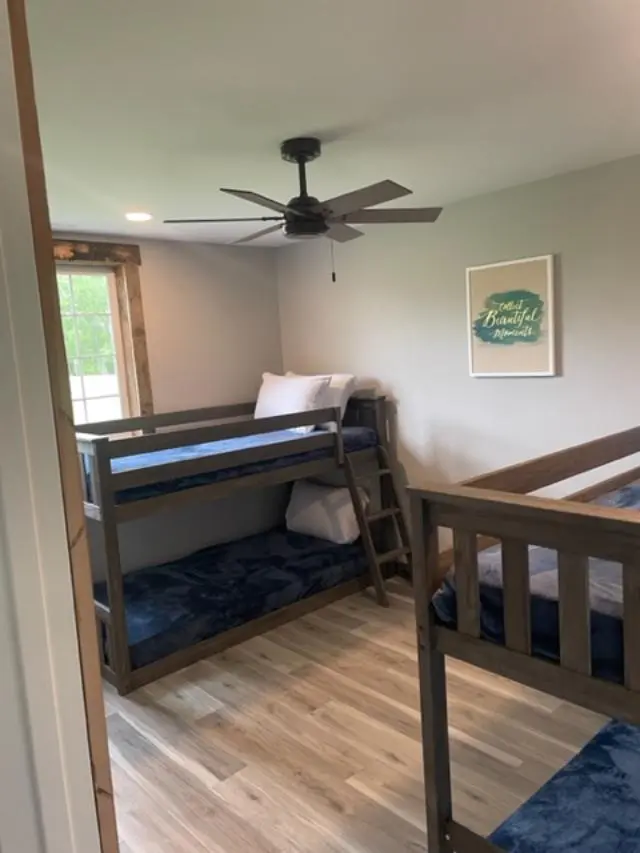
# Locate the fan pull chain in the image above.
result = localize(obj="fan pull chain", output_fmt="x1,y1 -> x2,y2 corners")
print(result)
330,240 -> 337,282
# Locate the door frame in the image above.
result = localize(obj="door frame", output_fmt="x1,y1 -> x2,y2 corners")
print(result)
5,0 -> 119,850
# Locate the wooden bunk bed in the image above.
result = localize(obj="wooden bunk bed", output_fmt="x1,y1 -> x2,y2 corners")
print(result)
409,425 -> 640,853
77,394 -> 410,695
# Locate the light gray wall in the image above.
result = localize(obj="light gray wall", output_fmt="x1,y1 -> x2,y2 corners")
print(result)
88,488 -> 289,579
139,239 -> 282,411
277,155 -> 640,491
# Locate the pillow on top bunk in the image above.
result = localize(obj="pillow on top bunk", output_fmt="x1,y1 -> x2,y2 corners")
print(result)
285,371 -> 356,430
254,372 -> 330,434
286,479 -> 368,544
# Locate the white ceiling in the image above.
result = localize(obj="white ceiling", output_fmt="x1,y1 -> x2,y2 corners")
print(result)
26,0 -> 640,246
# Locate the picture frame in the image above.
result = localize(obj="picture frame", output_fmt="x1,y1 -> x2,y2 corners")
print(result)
466,254 -> 555,378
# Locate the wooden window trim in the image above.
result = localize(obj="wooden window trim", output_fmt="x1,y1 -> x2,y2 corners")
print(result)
114,261 -> 153,417
54,239 -> 141,266
54,240 -> 154,418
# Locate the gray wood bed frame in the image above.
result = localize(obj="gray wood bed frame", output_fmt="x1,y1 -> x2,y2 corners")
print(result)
76,394 -> 389,695
409,425 -> 640,853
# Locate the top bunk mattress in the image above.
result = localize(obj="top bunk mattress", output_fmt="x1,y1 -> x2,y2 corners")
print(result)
109,426 -> 378,504
432,481 -> 640,684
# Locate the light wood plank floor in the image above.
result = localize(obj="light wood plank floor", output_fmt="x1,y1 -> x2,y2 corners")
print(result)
105,579 -> 606,853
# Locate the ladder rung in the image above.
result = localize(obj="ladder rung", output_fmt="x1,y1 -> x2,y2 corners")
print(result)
376,546 -> 411,565
367,507 -> 400,523
355,468 -> 391,483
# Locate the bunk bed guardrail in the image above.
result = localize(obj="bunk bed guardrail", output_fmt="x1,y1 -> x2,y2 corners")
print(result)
79,405 -> 346,500
409,423 -> 640,853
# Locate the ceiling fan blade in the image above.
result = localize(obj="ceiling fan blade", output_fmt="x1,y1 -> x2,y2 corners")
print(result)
320,180 -> 412,218
164,216 -> 284,224
220,188 -> 288,214
325,222 -> 364,243
339,207 -> 443,224
233,223 -> 283,245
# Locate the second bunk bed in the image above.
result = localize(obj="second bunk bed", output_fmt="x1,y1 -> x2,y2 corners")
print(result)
410,424 -> 640,852
77,392 -> 410,694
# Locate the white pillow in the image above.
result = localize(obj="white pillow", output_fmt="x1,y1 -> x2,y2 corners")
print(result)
254,372 -> 330,434
286,371 -> 356,430
285,480 -> 368,544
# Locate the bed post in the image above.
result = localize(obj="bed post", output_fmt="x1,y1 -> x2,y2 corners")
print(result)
371,395 -> 388,448
91,438 -> 132,694
410,492 -> 453,852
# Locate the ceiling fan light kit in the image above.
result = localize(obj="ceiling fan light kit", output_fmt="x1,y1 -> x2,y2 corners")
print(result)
164,136 -> 442,243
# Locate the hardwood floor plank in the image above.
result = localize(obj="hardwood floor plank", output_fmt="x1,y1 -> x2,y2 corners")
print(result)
347,760 -> 523,839
106,584 -> 605,853
312,700 -> 422,775
444,668 -> 596,746
107,689 -> 245,782
351,622 -> 418,661
348,771 -> 426,833
217,767 -> 361,853
227,634 -> 311,674
385,578 -> 414,600
290,614 -> 418,676
141,671 -> 225,721
200,703 -> 362,783
200,711 -> 427,853
549,701 -> 608,736
445,696 -> 580,769
109,713 -> 282,853
111,760 -> 211,853
268,625 -> 421,711
447,659 -> 565,713
330,593 -> 416,626
304,607 -> 369,632
195,654 -> 329,716
291,664 -> 422,742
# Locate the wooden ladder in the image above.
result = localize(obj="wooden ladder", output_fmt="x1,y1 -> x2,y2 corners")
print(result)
344,445 -> 412,607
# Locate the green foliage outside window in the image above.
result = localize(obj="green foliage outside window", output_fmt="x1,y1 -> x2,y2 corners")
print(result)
57,273 -> 117,375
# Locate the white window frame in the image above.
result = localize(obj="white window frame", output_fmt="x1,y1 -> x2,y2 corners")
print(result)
56,264 -> 131,422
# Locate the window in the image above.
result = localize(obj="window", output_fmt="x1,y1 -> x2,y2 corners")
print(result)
53,239 -> 153,422
56,267 -> 129,424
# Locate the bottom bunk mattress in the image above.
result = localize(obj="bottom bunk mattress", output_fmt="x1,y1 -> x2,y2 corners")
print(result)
432,481 -> 640,684
94,527 -> 368,670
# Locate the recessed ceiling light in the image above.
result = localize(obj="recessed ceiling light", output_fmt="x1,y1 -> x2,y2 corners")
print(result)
125,211 -> 153,222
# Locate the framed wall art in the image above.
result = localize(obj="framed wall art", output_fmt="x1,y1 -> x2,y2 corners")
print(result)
466,254 -> 555,377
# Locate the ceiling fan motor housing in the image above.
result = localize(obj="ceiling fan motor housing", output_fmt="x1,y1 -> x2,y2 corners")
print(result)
284,193 -> 328,239
282,217 -> 328,239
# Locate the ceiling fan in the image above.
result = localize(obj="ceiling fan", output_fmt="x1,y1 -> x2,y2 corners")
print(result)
164,137 -> 442,244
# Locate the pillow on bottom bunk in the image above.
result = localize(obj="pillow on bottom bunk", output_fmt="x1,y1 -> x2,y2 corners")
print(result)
285,479 -> 367,544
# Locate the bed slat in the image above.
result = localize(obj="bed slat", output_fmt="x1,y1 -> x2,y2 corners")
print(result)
623,561 -> 640,690
558,552 -> 591,675
453,531 -> 480,637
501,539 -> 531,654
